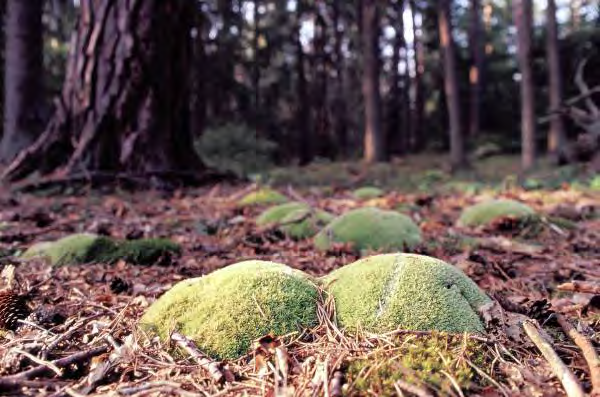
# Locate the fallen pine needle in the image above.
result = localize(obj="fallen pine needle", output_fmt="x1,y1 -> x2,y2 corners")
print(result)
523,319 -> 585,397
556,314 -> 600,396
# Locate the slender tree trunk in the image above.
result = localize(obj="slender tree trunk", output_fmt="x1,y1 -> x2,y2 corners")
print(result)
1,0 -> 44,163
439,0 -> 467,169
313,12 -> 333,159
3,0 -> 202,183
295,2 -> 312,165
569,0 -> 581,31
253,0 -> 261,121
546,0 -> 566,157
362,0 -> 384,163
409,0 -> 424,151
332,0 -> 348,158
190,8 -> 207,137
513,0 -> 536,170
468,0 -> 484,138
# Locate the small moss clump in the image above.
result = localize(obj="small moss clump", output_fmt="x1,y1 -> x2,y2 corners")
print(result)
238,188 -> 289,206
22,233 -> 117,266
457,199 -> 535,227
324,253 -> 490,333
314,207 -> 422,252
256,202 -> 309,226
140,260 -> 319,360
116,239 -> 181,265
352,186 -> 385,200
279,208 -> 334,239
347,333 -> 487,395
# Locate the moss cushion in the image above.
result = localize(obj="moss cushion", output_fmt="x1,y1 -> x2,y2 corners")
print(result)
116,239 -> 181,265
314,207 -> 422,251
140,260 -> 319,360
238,188 -> 289,206
22,233 -> 117,266
352,187 -> 385,200
279,208 -> 335,239
457,199 -> 535,227
256,202 -> 309,226
324,253 -> 490,333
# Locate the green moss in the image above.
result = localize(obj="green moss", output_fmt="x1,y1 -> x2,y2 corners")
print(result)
352,186 -> 385,200
324,253 -> 490,333
116,239 -> 181,265
256,202 -> 309,226
314,207 -> 422,252
457,199 -> 535,227
140,260 -> 319,360
347,333 -> 487,395
279,208 -> 334,239
238,188 -> 288,206
22,233 -> 117,266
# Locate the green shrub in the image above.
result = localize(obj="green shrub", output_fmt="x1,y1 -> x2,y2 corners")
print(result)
195,124 -> 276,178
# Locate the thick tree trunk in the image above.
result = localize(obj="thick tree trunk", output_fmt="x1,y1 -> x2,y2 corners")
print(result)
362,0 -> 384,163
468,0 -> 484,138
439,0 -> 467,169
313,12 -> 334,159
1,0 -> 44,163
3,0 -> 202,183
513,0 -> 536,170
546,0 -> 567,156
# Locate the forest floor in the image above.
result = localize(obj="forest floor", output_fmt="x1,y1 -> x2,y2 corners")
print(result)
0,161 -> 598,396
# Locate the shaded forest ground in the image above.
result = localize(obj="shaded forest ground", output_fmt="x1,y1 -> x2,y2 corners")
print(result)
0,157 -> 598,396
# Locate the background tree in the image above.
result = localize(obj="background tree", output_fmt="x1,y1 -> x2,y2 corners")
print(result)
546,0 -> 566,157
468,0 -> 484,138
513,0 -> 536,170
1,0 -> 45,163
3,0 -> 202,184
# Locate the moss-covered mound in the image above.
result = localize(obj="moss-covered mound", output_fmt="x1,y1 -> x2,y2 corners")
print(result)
457,199 -> 535,227
256,202 -> 309,226
352,186 -> 385,200
324,253 -> 490,333
314,207 -> 422,252
279,208 -> 335,239
22,233 -> 117,266
22,234 -> 181,266
140,260 -> 319,359
238,188 -> 288,206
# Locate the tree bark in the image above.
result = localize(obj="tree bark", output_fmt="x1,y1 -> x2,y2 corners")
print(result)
331,0 -> 348,158
468,0 -> 484,138
546,0 -> 567,157
1,0 -> 45,163
3,0 -> 202,184
295,1 -> 312,165
362,0 -> 384,163
439,0 -> 467,170
513,0 -> 536,170
409,0 -> 424,151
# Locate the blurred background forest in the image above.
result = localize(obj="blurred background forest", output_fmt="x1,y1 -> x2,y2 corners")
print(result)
0,0 -> 599,190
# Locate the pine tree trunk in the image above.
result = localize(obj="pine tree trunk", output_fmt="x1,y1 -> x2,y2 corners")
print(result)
332,0 -> 348,158
1,0 -> 44,163
546,0 -> 566,157
513,0 -> 536,170
295,2 -> 312,165
439,0 -> 467,169
362,0 -> 384,163
468,0 -> 484,138
409,0 -> 425,151
3,0 -> 202,184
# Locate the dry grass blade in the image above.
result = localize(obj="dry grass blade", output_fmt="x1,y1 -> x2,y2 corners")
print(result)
523,319 -> 585,397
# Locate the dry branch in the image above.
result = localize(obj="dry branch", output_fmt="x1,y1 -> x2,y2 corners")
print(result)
557,281 -> 600,295
556,314 -> 600,396
170,331 -> 229,384
523,319 -> 585,397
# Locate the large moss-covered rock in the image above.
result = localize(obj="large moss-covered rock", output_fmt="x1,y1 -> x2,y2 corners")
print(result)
314,207 -> 422,251
279,208 -> 335,239
352,186 -> 385,200
22,233 -> 117,266
140,260 -> 319,360
238,188 -> 288,207
256,202 -> 309,226
324,253 -> 490,333
457,199 -> 535,227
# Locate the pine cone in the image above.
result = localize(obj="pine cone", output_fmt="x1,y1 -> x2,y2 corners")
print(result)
0,291 -> 30,331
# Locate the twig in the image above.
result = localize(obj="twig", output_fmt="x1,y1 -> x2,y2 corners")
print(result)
557,281 -> 600,295
556,314 -> 600,396
522,319 -> 585,397
329,370 -> 344,397
170,332 -> 228,384
393,379 -> 434,397
0,345 -> 109,391
11,348 -> 63,376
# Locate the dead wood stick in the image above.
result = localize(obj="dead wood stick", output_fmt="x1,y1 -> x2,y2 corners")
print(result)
170,332 -> 227,383
557,281 -> 600,295
0,345 -> 109,391
329,370 -> 344,397
556,314 -> 600,396
523,319 -> 585,397
393,379 -> 434,397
